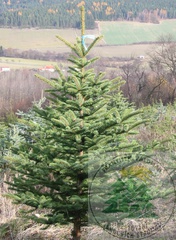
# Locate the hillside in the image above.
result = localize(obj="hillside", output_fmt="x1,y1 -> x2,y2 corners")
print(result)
0,0 -> 176,28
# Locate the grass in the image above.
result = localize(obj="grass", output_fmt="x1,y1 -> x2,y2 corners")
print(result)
100,19 -> 176,45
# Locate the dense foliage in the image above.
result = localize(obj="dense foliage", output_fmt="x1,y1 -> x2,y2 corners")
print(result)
0,0 -> 176,28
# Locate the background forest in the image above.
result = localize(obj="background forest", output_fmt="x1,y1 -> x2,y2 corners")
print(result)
0,0 -> 176,28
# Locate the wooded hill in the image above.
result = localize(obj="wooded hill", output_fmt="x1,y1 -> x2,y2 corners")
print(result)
0,0 -> 176,29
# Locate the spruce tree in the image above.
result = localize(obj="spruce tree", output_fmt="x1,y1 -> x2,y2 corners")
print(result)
6,7 -> 158,240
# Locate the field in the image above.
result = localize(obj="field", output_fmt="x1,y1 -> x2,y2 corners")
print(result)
0,19 -> 176,67
0,43 -> 154,69
0,28 -> 99,53
100,19 -> 176,45
0,57 -> 58,69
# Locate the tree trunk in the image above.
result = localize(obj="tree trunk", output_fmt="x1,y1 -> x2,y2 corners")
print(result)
71,219 -> 81,240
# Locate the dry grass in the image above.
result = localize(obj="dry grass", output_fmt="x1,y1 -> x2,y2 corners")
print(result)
92,44 -> 154,58
0,171 -> 175,240
16,225 -> 73,240
0,174 -> 19,224
0,148 -> 175,240
0,28 -> 99,53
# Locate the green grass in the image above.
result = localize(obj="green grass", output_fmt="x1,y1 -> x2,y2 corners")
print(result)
100,19 -> 176,45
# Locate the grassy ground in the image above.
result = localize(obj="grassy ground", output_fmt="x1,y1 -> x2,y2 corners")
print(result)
100,19 -> 176,45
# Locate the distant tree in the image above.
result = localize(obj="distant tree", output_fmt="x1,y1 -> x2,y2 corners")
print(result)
148,34 -> 176,103
0,46 -> 4,56
120,60 -> 146,104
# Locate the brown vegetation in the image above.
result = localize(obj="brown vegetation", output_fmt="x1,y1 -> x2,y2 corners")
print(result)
0,69 -> 51,118
1,48 -> 69,62
1,55 -> 176,119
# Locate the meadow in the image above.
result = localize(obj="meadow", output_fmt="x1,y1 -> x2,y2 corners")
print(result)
100,19 -> 176,45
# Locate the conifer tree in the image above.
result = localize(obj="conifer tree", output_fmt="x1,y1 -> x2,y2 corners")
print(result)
6,7 -> 158,240
102,177 -> 157,218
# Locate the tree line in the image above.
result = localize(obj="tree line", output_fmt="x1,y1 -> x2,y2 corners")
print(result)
0,46 -> 69,61
0,0 -> 176,28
